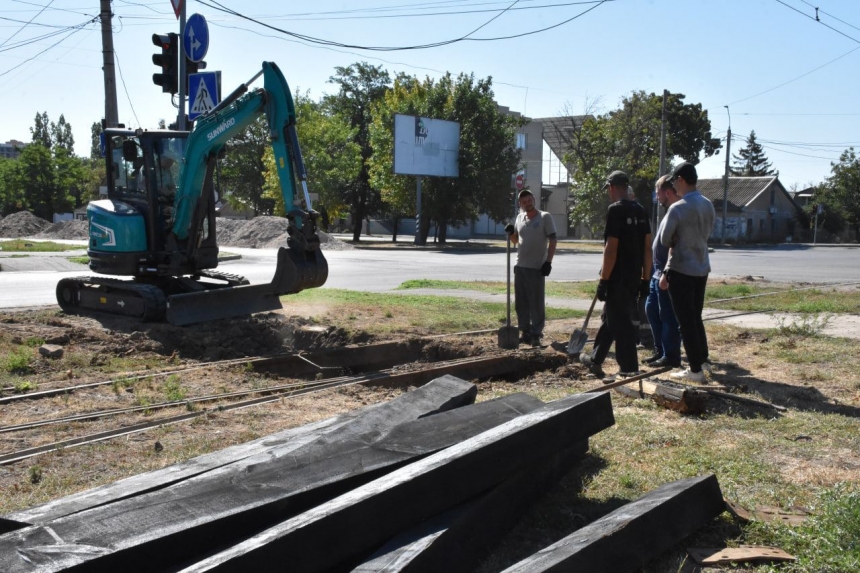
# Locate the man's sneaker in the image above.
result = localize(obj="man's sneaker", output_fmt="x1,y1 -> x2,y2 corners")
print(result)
644,353 -> 663,364
579,353 -> 604,377
604,371 -> 642,384
531,336 -> 543,347
701,360 -> 714,374
651,357 -> 682,368
670,368 -> 705,383
519,333 -> 532,345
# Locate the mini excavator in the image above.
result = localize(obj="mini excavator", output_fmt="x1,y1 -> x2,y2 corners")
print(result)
56,62 -> 328,325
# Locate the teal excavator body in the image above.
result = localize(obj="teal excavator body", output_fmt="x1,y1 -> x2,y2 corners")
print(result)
57,62 -> 328,325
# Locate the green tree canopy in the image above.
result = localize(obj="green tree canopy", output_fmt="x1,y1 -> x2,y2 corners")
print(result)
262,92 -> 362,223
218,115 -> 270,215
814,148 -> 860,239
561,91 -> 721,232
31,112 -> 52,148
368,72 -> 524,244
324,62 -> 392,241
731,130 -> 774,176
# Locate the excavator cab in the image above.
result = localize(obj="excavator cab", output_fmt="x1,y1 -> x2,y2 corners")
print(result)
58,62 -> 328,325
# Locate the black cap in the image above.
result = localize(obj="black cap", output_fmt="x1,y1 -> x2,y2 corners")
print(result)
517,189 -> 533,200
602,170 -> 629,190
671,161 -> 698,184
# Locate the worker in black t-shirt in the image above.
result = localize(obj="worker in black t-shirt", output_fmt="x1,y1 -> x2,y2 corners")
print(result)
580,171 -> 652,378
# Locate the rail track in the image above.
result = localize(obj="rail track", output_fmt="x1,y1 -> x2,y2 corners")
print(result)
0,343 -> 555,465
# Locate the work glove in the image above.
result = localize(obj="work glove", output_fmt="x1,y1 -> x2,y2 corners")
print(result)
638,279 -> 650,299
504,223 -> 515,236
541,261 -> 552,276
596,280 -> 610,302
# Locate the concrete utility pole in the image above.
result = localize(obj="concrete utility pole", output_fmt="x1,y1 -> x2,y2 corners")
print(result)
99,0 -> 119,127
722,106 -> 731,245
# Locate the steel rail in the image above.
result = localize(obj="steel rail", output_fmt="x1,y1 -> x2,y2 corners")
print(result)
0,351 -> 521,465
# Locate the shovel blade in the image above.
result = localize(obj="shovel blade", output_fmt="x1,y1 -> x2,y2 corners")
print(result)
498,326 -> 519,349
567,329 -> 588,356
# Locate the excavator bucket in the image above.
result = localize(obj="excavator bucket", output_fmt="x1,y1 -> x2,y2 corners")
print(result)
165,246 -> 328,326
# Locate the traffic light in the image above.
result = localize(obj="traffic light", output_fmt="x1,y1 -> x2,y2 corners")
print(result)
185,56 -> 207,92
152,32 -> 178,94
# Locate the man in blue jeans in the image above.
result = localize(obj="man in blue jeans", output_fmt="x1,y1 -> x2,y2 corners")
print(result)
659,162 -> 715,383
644,175 -> 682,368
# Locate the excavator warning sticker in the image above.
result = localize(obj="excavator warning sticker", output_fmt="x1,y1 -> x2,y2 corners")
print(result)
189,72 -> 219,120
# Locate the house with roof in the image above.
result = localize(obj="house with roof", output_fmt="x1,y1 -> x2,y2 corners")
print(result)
696,176 -> 804,243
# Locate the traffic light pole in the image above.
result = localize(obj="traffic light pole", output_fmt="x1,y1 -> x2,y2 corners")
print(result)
178,3 -> 187,131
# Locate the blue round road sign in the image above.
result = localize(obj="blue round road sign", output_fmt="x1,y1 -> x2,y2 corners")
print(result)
183,13 -> 209,63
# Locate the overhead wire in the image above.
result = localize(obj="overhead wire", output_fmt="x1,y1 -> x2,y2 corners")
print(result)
799,0 -> 860,33
196,0 -> 608,51
113,49 -> 141,127
0,16 -> 97,78
772,0 -> 860,44
0,0 -> 53,49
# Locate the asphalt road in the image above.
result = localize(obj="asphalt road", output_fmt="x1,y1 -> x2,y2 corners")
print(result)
2,243 -> 860,310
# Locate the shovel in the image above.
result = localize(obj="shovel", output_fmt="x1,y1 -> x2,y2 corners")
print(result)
567,290 -> 599,356
498,234 -> 519,349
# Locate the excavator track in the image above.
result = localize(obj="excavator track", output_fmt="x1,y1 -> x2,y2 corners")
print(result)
198,270 -> 250,286
57,276 -> 167,321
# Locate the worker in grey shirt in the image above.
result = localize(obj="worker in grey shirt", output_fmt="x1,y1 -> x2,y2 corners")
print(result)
505,189 -> 557,346
659,161 -> 715,382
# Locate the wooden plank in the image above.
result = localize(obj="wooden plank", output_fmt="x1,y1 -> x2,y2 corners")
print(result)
501,474 -> 725,573
688,546 -> 796,565
352,440 -> 589,573
3,375 -> 477,528
612,378 -> 709,414
178,392 -> 615,573
0,391 -> 541,573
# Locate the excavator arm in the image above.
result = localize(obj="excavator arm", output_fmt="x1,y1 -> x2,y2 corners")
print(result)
173,62 -> 307,239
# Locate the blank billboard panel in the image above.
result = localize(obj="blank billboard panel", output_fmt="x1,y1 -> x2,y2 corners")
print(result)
393,114 -> 459,177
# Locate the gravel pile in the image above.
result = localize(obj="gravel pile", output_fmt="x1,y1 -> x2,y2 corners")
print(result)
2,211 -> 350,250
34,220 -> 89,240
0,211 -> 52,238
217,216 -> 353,250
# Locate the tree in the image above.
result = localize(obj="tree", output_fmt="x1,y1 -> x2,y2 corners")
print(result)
31,111 -> 52,148
731,130 -> 774,176
561,91 -> 721,232
8,144 -> 73,220
0,157 -> 26,215
51,114 -> 75,154
817,148 -> 860,240
324,63 -> 392,241
368,73 -> 524,244
90,122 -> 103,160
261,92 -> 362,224
218,116 -> 270,215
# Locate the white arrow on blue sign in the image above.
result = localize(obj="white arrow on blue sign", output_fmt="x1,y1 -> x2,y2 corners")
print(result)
183,13 -> 209,63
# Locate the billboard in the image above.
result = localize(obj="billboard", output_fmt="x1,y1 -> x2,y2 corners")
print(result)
393,114 -> 459,177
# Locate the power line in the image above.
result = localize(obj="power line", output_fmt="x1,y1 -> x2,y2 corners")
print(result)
196,0 -> 607,51
113,49 -> 140,127
0,17 -> 96,77
726,45 -> 860,106
0,0 -> 53,49
772,0 -> 860,44
799,0 -> 860,33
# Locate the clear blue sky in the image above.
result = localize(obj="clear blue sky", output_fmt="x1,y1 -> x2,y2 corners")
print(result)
2,0 -> 859,190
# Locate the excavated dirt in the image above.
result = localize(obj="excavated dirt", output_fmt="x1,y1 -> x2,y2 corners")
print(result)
3,210 -> 352,250
0,212 -> 52,238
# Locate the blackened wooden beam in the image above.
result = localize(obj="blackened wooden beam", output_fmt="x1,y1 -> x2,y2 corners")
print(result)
351,440 -> 589,573
3,375 -> 477,529
500,474 -> 725,573
179,392 -> 615,573
0,390 -> 540,573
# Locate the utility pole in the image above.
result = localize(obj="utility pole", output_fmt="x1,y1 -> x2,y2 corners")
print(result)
99,0 -> 119,127
656,89 -> 668,230
177,3 -> 187,130
722,106 -> 731,245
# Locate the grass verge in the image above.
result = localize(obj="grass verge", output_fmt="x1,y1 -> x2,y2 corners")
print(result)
0,240 -> 83,252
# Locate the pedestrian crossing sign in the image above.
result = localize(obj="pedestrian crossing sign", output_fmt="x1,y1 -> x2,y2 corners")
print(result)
188,71 -> 220,121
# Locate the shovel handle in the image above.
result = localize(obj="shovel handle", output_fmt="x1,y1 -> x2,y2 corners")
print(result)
581,290 -> 599,331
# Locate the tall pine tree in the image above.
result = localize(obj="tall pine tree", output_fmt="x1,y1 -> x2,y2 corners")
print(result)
731,130 -> 774,176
